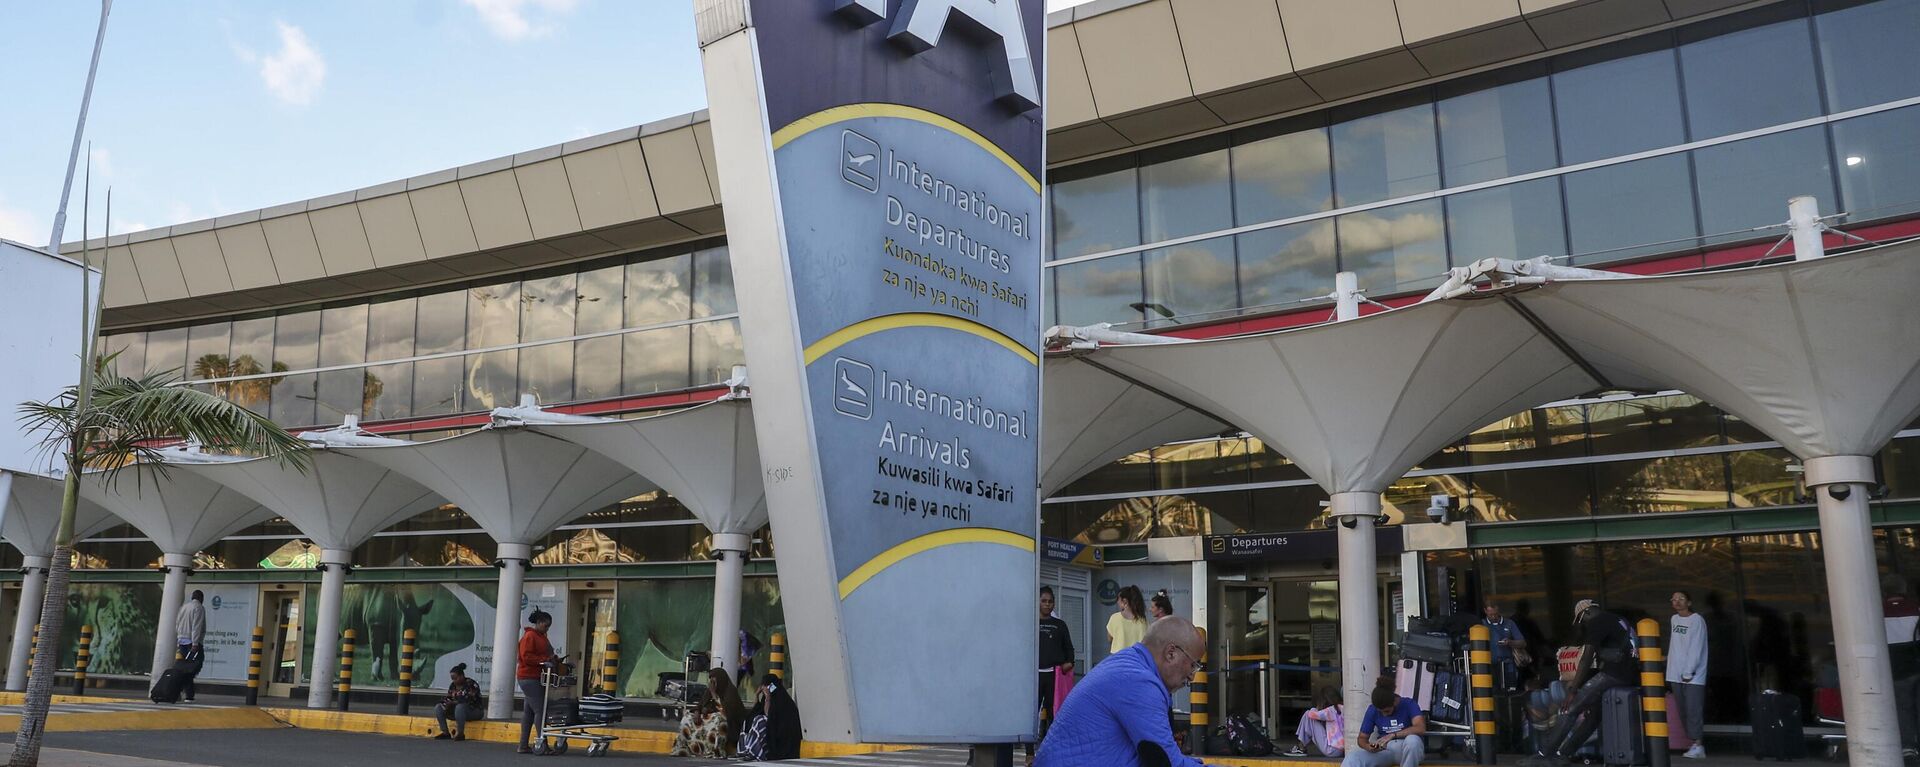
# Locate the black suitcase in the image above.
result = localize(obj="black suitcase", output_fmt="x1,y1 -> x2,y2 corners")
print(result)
1752,691 -> 1807,760
544,697 -> 580,726
1601,687 -> 1647,766
1402,631 -> 1455,664
151,668 -> 186,703
1430,671 -> 1468,725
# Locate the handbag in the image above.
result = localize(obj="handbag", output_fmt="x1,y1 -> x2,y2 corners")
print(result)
1052,666 -> 1076,713
1513,645 -> 1534,668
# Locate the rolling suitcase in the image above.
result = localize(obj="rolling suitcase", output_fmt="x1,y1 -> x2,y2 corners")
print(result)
544,697 -> 580,726
1751,691 -> 1807,760
1430,671 -> 1468,725
579,693 -> 623,724
1601,687 -> 1647,766
150,668 -> 186,704
1396,658 -> 1437,712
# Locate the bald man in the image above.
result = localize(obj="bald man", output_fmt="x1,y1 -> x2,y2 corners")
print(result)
1036,616 -> 1206,767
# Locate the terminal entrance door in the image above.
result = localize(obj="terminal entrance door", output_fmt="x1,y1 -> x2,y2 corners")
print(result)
572,590 -> 617,695
262,590 -> 302,698
1216,578 -> 1353,736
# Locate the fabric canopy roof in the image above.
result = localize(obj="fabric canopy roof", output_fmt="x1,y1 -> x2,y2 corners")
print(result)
512,399 -> 767,537
172,445 -> 446,553
1041,355 -> 1226,495
77,462 -> 275,555
1,472 -> 120,558
1085,299 -> 1597,495
334,425 -> 655,546
1498,238 -> 1920,459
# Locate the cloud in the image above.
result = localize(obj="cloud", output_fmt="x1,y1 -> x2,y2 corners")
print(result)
88,148 -> 113,179
462,0 -> 579,41
0,197 -> 43,245
239,22 -> 326,106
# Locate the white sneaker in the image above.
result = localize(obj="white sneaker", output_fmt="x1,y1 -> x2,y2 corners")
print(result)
1683,744 -> 1705,759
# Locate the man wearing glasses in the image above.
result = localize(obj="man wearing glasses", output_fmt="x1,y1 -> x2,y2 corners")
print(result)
1036,617 -> 1207,767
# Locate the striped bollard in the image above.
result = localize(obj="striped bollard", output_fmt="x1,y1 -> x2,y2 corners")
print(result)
601,631 -> 620,695
1637,619 -> 1671,767
1188,671 -> 1209,756
1468,624 -> 1497,764
770,632 -> 786,681
72,625 -> 92,696
336,628 -> 356,712
246,626 -> 263,706
397,628 -> 416,715
31,623 -> 40,667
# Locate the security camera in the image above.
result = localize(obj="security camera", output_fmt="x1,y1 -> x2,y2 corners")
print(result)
1426,494 -> 1452,524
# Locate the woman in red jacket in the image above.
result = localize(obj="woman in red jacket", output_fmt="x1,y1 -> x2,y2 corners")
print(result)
516,609 -> 556,754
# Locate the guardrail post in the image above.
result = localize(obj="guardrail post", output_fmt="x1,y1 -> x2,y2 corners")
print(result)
336,628 -> 356,712
397,627 -> 416,715
1188,670 -> 1209,756
1638,619 -> 1671,767
601,631 -> 620,695
246,626 -> 263,706
770,632 -> 786,681
72,625 -> 92,696
1468,624 -> 1497,764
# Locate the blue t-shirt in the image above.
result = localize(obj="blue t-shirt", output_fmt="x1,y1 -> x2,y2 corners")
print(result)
1360,698 -> 1424,737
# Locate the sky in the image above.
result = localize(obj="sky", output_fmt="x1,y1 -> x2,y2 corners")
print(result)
0,0 -> 1094,248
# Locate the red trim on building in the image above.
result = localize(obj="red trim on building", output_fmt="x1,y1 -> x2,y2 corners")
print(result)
350,385 -> 730,436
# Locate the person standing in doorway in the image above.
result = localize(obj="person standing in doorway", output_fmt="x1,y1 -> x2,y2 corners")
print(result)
516,609 -> 556,754
1035,586 -> 1076,761
175,590 -> 206,702
1108,586 -> 1149,654
1483,601 -> 1527,693
1667,591 -> 1708,759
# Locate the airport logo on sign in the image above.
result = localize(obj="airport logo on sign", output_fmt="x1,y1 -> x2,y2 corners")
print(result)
833,0 -> 1040,113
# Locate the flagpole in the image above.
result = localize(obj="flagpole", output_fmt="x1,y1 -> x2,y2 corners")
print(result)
47,0 -> 113,254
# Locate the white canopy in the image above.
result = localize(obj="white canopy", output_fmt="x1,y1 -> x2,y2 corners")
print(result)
77,462 -> 275,556
1,472 -> 120,558
1040,355 -> 1227,496
506,399 -> 768,536
1498,238 -> 1920,460
1084,299 -> 1597,495
170,445 -> 446,553
334,425 -> 655,547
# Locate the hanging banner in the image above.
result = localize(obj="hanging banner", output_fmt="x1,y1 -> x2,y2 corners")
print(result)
698,0 -> 1044,743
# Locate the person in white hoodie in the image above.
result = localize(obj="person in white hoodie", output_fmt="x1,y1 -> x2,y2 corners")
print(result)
1666,591 -> 1708,759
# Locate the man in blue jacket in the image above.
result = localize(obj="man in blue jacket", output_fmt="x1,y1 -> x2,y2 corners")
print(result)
1036,616 -> 1206,767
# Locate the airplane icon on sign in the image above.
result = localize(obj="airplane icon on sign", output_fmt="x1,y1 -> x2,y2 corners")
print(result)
833,357 -> 873,420
842,130 -> 879,192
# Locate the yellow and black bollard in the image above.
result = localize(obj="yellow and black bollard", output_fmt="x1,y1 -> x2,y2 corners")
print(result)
337,628 -> 356,712
1188,671 -> 1209,756
770,632 -> 786,681
397,628 -> 416,715
601,631 -> 620,695
246,626 -> 263,706
1468,624 -> 1497,764
72,625 -> 92,696
30,623 -> 39,665
1637,619 -> 1671,767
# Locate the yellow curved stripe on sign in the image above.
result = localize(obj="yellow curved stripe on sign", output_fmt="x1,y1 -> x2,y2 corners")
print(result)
771,103 -> 1041,195
803,312 -> 1038,366
839,528 -> 1035,599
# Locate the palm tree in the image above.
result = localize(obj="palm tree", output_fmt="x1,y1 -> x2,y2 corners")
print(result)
9,359 -> 309,766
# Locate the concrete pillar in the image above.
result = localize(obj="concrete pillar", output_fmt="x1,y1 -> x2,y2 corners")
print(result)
148,553 -> 192,688
6,556 -> 50,691
709,532 -> 751,678
1331,491 -> 1382,746
1788,196 -> 1827,262
1807,455 -> 1899,763
305,549 -> 352,709
487,543 -> 532,721
1333,271 -> 1361,322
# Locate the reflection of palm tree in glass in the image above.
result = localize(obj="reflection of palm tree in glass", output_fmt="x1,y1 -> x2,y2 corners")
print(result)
192,354 -> 287,412
361,371 -> 385,420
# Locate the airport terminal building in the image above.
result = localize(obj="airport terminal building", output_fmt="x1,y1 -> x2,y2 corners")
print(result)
9,0 -> 1920,743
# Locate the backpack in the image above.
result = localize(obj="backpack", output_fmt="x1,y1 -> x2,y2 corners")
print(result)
1222,714 -> 1273,757
736,713 -> 769,761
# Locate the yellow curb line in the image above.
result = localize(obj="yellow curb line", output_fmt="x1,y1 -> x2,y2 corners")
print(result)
1201,758 -> 1333,767
0,692 -> 108,706
0,707 -> 280,733
262,708 -> 914,758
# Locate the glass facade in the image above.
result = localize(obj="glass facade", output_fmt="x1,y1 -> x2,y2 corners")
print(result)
1045,0 -> 1920,328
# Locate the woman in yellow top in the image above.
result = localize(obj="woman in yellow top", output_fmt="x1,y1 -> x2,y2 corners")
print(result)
1106,585 -> 1149,653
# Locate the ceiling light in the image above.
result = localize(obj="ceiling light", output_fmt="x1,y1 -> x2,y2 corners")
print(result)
1847,155 -> 1865,166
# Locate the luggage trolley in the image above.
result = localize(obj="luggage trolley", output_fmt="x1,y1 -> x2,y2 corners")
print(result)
532,657 -> 622,757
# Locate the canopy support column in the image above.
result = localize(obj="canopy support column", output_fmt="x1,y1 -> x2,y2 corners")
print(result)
5,556 -> 50,691
1789,196 -> 1827,262
488,543 -> 532,721
1808,455 -> 1899,762
148,553 -> 193,689
1331,491 -> 1382,746
709,532 -> 751,678
306,549 -> 353,709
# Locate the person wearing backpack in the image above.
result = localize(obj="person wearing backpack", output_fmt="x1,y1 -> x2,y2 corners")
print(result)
1533,599 -> 1635,765
1343,682 -> 1426,767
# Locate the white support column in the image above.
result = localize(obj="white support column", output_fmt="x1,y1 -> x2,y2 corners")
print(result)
709,532 -> 751,678
1789,196 -> 1828,262
1189,559 -> 1209,646
1331,491 -> 1382,746
305,549 -> 352,708
488,543 -> 532,721
6,556 -> 51,691
1807,455 -> 1899,763
1333,272 -> 1361,322
148,553 -> 192,688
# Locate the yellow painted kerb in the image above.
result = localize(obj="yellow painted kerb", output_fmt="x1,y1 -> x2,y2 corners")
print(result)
839,528 -> 1034,599
771,103 -> 1041,195
803,312 -> 1038,366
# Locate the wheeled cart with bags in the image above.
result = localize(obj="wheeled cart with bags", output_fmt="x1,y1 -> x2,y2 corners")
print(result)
531,657 -> 620,757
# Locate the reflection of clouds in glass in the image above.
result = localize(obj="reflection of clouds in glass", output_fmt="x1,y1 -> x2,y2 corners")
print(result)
1234,131 -> 1332,217
1238,221 -> 1336,308
1051,169 -> 1139,259
1059,260 -> 1140,299
1337,203 -> 1446,289
319,306 -> 369,364
629,256 -> 693,325
1144,149 -> 1228,189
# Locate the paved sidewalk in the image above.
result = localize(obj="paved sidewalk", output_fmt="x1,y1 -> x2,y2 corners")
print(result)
1,746 -> 218,767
